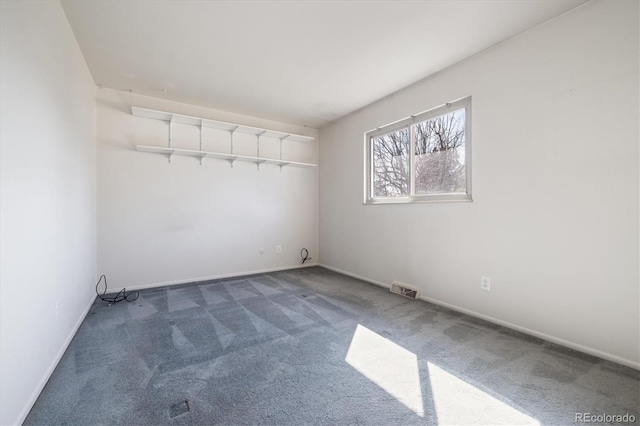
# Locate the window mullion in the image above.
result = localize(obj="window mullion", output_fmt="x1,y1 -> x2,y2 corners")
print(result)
409,124 -> 416,197
369,136 -> 375,200
465,105 -> 472,196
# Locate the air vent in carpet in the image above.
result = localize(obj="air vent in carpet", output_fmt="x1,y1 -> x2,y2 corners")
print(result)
390,282 -> 419,299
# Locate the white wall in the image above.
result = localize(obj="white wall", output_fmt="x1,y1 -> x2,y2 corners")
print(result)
319,0 -> 639,367
97,89 -> 318,289
0,1 -> 97,424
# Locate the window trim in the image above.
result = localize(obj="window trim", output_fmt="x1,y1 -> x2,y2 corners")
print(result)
364,96 -> 472,204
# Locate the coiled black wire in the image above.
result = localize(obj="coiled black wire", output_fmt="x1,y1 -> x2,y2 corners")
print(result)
300,248 -> 311,264
95,274 -> 139,305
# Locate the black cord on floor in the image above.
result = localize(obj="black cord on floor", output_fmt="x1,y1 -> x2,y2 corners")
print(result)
95,275 -> 139,305
300,248 -> 311,264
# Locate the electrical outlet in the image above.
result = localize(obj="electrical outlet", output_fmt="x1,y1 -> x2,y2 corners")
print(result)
276,245 -> 282,254
258,249 -> 264,255
480,276 -> 491,291
55,300 -> 61,321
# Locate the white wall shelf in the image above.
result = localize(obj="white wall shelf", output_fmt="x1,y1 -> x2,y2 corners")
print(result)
135,145 -> 316,168
132,107 -> 316,169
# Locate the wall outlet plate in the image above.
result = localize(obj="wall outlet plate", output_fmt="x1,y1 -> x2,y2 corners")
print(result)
480,276 -> 491,291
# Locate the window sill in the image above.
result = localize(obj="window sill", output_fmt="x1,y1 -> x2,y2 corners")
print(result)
364,193 -> 473,204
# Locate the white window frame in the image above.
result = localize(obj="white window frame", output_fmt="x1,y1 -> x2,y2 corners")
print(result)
364,96 -> 472,204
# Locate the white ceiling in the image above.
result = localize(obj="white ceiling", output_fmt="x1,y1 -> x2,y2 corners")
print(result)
61,0 -> 587,128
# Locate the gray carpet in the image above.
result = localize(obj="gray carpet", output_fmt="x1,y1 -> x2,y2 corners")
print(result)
25,267 -> 639,425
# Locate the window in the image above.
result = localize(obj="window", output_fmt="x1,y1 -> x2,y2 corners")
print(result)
365,97 -> 471,203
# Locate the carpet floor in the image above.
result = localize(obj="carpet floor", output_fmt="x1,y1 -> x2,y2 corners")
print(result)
25,266 -> 639,425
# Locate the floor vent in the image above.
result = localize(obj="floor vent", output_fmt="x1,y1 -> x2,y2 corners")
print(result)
390,282 -> 419,299
169,400 -> 190,418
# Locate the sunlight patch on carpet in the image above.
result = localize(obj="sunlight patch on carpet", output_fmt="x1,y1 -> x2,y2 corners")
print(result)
427,362 -> 539,425
346,324 -> 424,416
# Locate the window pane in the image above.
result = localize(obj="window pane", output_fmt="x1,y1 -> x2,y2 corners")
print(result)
372,128 -> 410,197
414,109 -> 466,195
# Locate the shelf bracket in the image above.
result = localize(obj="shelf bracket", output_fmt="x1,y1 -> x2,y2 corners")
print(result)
230,126 -> 237,154
199,121 -> 204,165
229,126 -> 238,167
168,115 -> 174,149
256,131 -> 267,170
279,135 -> 289,172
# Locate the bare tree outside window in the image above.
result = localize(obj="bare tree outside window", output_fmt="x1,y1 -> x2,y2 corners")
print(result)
415,109 -> 466,194
372,128 -> 409,197
366,97 -> 471,203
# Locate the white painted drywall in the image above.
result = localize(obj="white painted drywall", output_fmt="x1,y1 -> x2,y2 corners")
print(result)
319,0 -> 639,367
96,89 -> 319,289
0,1 -> 97,424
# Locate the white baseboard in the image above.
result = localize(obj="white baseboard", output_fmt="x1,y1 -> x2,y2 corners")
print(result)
14,293 -> 96,426
417,294 -> 640,370
319,263 -> 390,289
117,262 -> 320,293
318,263 -> 640,370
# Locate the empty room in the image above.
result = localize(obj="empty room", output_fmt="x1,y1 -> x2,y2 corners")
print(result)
1,0 -> 638,425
